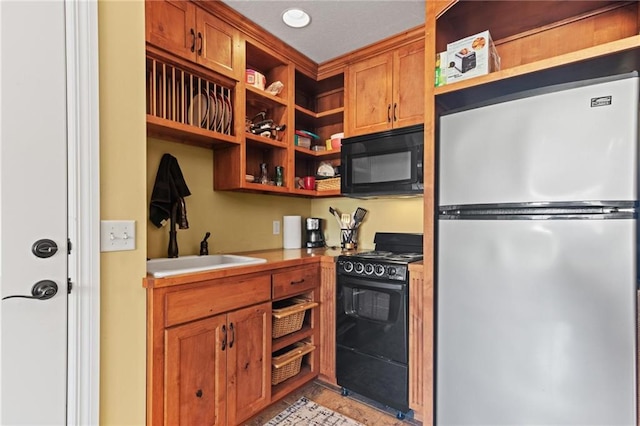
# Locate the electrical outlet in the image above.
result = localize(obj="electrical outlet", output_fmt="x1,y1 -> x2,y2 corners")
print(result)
100,220 -> 136,252
273,220 -> 281,235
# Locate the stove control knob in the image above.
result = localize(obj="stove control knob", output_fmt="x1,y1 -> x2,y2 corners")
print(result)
374,264 -> 385,276
364,263 -> 374,275
343,261 -> 353,273
388,267 -> 397,277
354,262 -> 364,274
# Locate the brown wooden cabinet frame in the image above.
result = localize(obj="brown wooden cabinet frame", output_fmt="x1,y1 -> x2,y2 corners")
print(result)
423,1 -> 640,424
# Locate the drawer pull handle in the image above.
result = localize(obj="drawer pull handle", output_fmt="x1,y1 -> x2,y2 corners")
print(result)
195,389 -> 203,398
290,279 -> 305,285
190,28 -> 195,52
387,104 -> 391,123
229,322 -> 235,348
221,324 -> 227,350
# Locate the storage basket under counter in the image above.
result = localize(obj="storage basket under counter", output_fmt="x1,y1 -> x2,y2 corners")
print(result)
271,342 -> 316,385
272,298 -> 318,338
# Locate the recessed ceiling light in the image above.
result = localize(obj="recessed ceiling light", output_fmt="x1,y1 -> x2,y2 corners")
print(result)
282,8 -> 311,28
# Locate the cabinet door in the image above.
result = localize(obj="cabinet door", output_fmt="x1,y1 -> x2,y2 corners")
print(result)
145,0 -> 196,61
345,51 -> 394,136
226,302 -> 272,425
394,40 -> 425,129
165,315 -> 227,426
196,8 -> 242,80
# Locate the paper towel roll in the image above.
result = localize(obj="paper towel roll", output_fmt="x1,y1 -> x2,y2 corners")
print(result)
283,215 -> 302,249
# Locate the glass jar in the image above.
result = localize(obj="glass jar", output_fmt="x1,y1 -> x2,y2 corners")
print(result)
275,166 -> 284,186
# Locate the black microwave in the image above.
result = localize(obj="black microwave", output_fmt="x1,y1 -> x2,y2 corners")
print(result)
340,124 -> 424,198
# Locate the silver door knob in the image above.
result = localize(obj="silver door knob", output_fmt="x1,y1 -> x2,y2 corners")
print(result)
2,280 -> 58,301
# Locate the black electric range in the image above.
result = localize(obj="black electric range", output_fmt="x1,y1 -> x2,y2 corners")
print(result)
335,232 -> 423,418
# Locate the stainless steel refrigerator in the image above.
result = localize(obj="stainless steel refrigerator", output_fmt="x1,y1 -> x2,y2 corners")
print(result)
436,72 -> 638,425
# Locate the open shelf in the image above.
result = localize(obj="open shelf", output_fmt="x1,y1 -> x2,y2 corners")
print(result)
146,54 -> 239,147
271,365 -> 316,402
147,115 -> 239,149
435,36 -> 640,111
434,1 -> 640,110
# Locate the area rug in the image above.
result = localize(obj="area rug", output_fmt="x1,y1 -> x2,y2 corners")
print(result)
263,396 -> 364,426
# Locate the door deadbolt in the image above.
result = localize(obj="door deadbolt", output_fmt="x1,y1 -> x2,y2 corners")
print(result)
32,239 -> 58,258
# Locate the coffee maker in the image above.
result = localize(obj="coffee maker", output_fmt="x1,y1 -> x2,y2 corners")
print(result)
305,217 -> 325,248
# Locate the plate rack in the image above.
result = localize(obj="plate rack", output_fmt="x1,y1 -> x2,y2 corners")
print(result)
146,56 -> 234,137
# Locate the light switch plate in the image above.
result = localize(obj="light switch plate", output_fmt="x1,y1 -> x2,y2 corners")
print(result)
100,220 -> 136,252
273,220 -> 281,235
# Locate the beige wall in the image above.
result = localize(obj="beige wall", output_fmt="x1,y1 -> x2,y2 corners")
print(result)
147,138 -> 310,258
311,197 -> 424,250
98,1 -> 423,424
98,0 -> 147,424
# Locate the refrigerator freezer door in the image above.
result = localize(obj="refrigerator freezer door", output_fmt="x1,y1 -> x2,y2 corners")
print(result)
439,76 -> 639,206
436,218 -> 636,425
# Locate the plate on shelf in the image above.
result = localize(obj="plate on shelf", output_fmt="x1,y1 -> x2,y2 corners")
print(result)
211,93 -> 224,132
187,91 -> 208,128
223,94 -> 233,134
208,90 -> 219,131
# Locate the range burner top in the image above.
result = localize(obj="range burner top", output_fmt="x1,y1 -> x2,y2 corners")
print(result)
337,233 -> 423,281
353,250 -> 424,263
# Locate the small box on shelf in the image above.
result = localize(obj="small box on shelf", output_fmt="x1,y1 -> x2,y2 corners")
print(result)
446,30 -> 500,84
295,134 -> 311,148
246,69 -> 266,90
435,51 -> 447,87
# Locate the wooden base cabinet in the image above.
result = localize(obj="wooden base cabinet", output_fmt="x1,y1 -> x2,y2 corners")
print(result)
270,264 -> 321,401
145,262 -> 325,426
145,273 -> 272,426
164,302 -> 271,426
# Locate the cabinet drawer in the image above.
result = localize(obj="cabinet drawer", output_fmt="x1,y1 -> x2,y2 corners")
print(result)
165,275 -> 271,327
272,265 -> 319,299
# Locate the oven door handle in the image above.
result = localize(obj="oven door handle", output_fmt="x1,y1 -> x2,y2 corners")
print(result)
339,276 -> 405,292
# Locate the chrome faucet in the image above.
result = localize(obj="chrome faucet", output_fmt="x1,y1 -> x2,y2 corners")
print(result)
168,198 -> 189,258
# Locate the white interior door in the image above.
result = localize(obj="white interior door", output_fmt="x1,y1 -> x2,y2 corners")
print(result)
0,1 -> 69,424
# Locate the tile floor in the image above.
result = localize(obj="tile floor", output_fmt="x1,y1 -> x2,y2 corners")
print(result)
244,380 -> 422,426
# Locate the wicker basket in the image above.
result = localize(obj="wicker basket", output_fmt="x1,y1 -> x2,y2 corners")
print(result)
316,177 -> 340,191
272,298 -> 318,338
271,342 -> 315,385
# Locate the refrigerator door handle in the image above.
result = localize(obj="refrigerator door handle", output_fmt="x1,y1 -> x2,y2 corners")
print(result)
439,203 -> 637,220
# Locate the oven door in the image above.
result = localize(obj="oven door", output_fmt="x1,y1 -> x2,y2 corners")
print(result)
336,275 -> 408,363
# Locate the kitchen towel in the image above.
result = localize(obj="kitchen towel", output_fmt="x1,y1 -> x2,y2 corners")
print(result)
283,215 -> 302,249
149,153 -> 191,228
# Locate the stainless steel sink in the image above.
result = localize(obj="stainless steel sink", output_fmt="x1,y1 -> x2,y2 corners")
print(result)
147,254 -> 267,278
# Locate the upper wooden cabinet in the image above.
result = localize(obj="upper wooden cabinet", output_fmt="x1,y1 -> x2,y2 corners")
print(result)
145,0 -> 242,81
145,0 -> 196,60
345,39 -> 424,137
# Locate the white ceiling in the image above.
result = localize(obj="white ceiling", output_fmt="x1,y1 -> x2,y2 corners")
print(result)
220,0 -> 426,64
